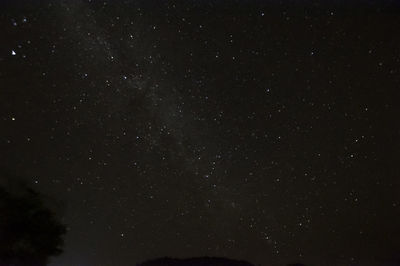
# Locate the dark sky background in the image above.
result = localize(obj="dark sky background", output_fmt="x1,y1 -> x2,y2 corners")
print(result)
1,1 -> 400,265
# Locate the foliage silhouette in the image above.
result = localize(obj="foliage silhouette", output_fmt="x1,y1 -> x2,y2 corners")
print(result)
0,180 -> 66,266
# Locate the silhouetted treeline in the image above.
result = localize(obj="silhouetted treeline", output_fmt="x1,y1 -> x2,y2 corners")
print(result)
137,257 -> 255,266
0,175 -> 66,266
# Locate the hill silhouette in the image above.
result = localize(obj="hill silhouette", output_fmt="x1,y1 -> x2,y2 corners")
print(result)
137,257 -> 255,266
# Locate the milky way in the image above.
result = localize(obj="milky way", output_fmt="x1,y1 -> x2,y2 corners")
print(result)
1,1 -> 400,266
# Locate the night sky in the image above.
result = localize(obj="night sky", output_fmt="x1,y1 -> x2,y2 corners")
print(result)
1,1 -> 400,265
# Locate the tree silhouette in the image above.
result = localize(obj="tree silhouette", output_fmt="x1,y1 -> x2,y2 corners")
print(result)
0,182 -> 66,266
